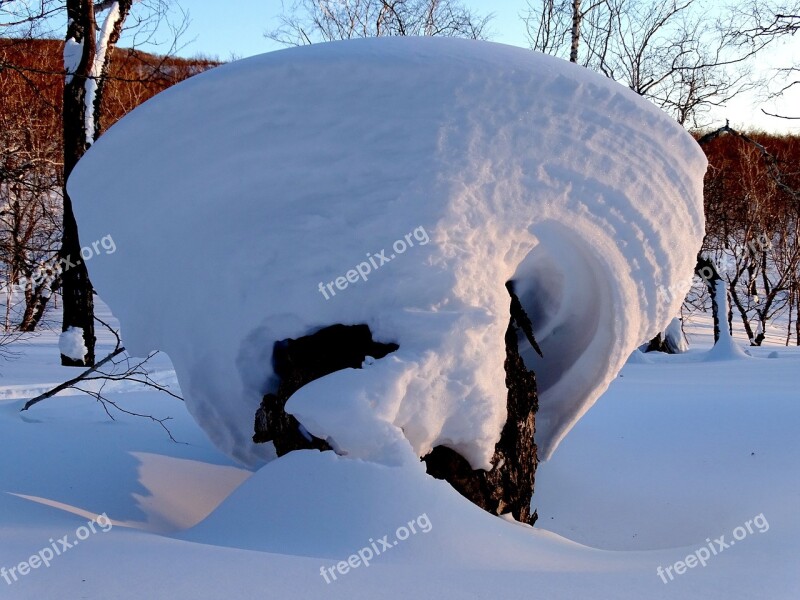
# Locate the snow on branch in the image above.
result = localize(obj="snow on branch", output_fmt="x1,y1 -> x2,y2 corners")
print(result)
84,1 -> 121,145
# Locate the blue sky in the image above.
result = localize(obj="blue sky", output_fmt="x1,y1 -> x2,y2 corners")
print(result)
128,0 -> 798,132
166,0 -> 530,59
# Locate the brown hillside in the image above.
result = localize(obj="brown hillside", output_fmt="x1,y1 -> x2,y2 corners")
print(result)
1,37 -> 220,166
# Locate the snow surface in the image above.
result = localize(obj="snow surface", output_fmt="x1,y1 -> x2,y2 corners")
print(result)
1,305 -> 797,598
68,37 -> 706,467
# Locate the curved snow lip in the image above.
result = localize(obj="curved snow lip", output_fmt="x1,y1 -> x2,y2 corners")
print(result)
514,221 -> 619,460
68,37 -> 707,467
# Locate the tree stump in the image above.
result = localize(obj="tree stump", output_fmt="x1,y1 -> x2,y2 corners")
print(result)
254,286 -> 540,525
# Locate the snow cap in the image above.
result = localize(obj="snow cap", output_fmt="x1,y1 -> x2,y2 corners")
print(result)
69,37 -> 706,466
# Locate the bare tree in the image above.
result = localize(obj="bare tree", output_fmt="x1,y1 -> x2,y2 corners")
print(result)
21,316 -> 184,441
699,126 -> 800,345
2,1 -> 189,365
698,121 -> 800,345
524,0 -> 774,126
525,0 -> 800,349
0,41 -> 62,333
524,0 -> 573,58
732,1 -> 800,120
59,0 -> 136,366
267,0 -> 493,45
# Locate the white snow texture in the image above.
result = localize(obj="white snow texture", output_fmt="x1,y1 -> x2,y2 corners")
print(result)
664,317 -> 688,353
63,37 -> 82,85
84,2 -> 120,145
68,38 -> 706,467
59,326 -> 87,361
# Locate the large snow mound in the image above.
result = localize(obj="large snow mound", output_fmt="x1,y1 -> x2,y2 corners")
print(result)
69,37 -> 706,466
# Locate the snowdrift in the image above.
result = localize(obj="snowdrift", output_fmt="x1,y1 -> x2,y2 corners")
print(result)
68,37 -> 706,466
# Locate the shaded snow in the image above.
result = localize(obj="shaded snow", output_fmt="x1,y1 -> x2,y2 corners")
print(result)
1,308 -> 797,598
665,317 -> 688,353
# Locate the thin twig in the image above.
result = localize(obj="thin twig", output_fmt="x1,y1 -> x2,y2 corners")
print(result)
20,346 -> 125,411
19,317 -> 184,442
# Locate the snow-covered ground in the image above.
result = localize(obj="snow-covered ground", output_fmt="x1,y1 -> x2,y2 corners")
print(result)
1,300 -> 797,599
2,38 -> 795,599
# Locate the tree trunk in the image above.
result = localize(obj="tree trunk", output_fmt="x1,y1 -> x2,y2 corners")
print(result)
644,332 -> 670,353
423,286 -> 539,525
570,0 -> 582,63
60,0 -> 97,366
695,254 -> 724,344
253,324 -> 397,455
60,0 -> 131,365
728,283 -> 756,344
18,283 -> 51,332
254,289 -> 541,526
787,282 -> 800,346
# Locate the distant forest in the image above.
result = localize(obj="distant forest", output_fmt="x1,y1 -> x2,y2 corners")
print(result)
1,38 -> 218,332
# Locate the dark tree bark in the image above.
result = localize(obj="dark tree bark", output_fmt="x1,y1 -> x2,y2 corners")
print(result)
60,0 -> 98,366
728,278 -> 758,344
795,280 -> 800,346
695,253 -> 725,344
644,332 -> 670,353
423,283 -> 539,525
61,0 -> 132,365
18,282 -> 52,332
253,324 -> 398,455
254,287 -> 541,526
570,0 -> 582,63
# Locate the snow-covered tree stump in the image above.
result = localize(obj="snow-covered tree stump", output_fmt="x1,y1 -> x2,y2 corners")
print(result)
254,289 -> 541,526
423,289 -> 539,525
67,37 -> 708,529
253,324 -> 397,456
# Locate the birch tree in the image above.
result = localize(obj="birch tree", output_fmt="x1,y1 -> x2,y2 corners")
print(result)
523,0 -> 771,126
60,0 -> 132,366
2,2 -> 195,359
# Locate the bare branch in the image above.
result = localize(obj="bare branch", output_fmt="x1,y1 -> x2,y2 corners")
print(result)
20,316 -> 183,441
761,108 -> 800,120
267,0 -> 492,45
697,120 -> 800,201
20,346 -> 126,411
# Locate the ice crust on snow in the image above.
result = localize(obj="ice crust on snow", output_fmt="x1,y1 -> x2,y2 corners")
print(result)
68,38 -> 706,466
